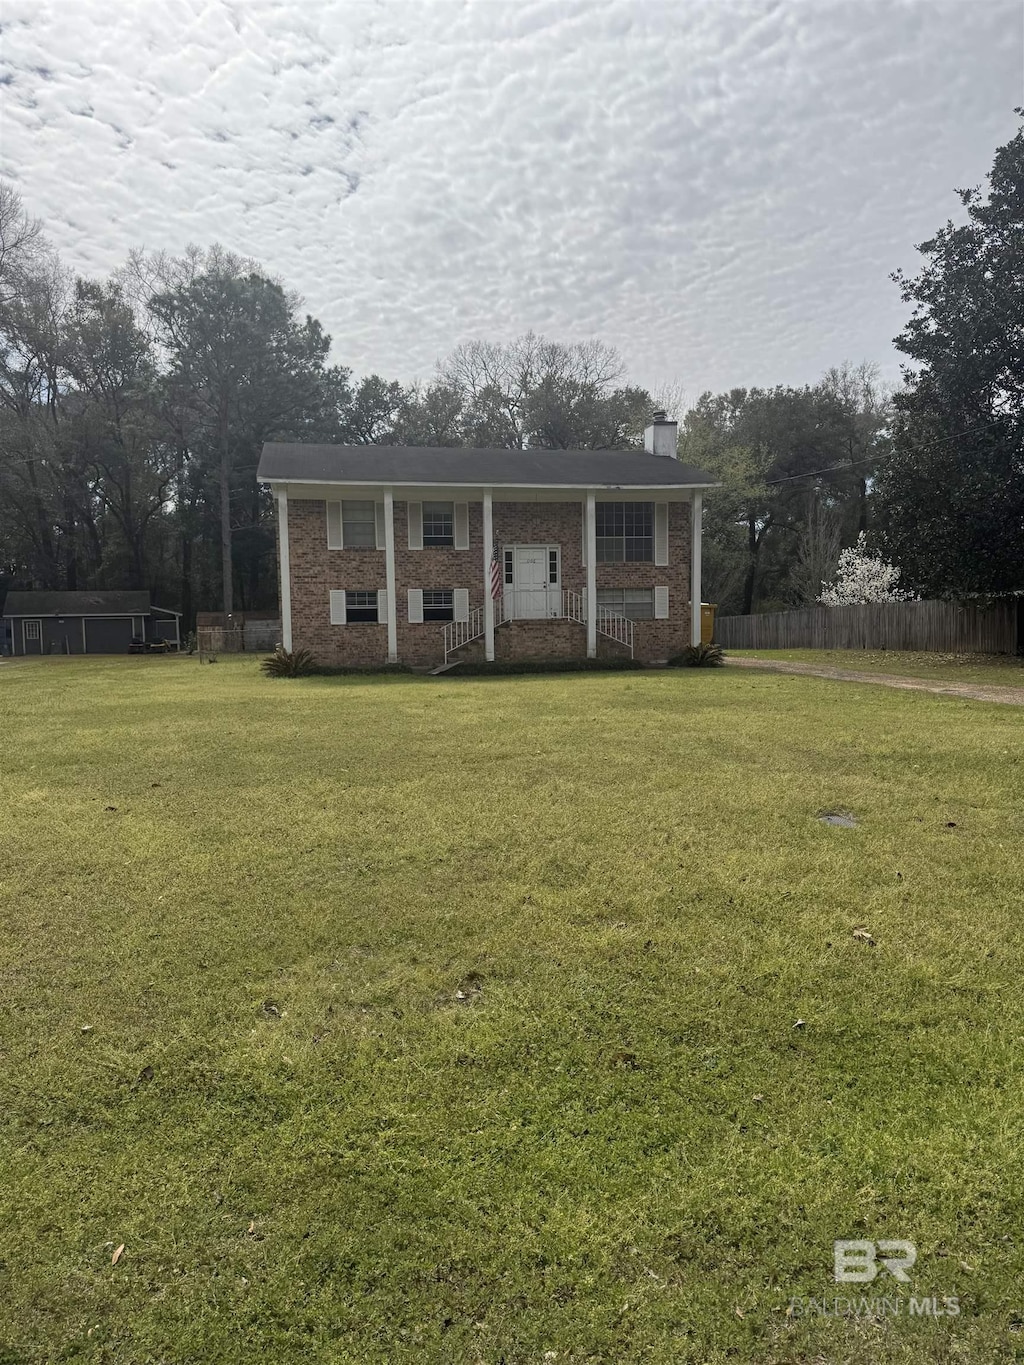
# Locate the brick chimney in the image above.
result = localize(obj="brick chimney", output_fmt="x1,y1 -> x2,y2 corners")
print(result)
643,410 -> 678,457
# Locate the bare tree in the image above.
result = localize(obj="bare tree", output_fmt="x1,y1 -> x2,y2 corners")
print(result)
436,333 -> 650,449
0,181 -> 43,307
821,361 -> 892,534
789,492 -> 843,604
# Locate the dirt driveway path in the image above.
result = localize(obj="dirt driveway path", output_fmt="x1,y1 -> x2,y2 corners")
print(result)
728,656 -> 1024,707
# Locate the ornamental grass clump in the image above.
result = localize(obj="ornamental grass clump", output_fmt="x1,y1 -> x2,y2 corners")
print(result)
261,646 -> 318,678
668,641 -> 726,667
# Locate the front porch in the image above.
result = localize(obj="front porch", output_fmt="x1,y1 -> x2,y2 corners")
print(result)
442,589 -> 635,664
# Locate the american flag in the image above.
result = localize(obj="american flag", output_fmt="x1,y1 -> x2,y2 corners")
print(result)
489,542 -> 503,600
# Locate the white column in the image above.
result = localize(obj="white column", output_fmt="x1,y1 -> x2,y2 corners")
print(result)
691,491 -> 703,646
384,487 -> 398,663
585,490 -> 597,658
483,489 -> 495,662
277,489 -> 292,652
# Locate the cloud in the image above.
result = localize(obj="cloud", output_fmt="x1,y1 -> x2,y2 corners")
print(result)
1,0 -> 1020,399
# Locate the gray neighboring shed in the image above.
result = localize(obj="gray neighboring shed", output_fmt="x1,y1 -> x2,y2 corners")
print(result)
2,591 -> 181,656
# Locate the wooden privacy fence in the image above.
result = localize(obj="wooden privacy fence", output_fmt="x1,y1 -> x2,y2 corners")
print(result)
715,599 -> 1020,654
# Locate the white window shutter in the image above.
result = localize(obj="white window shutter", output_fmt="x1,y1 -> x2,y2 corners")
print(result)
329,589 -> 346,624
408,501 -> 423,550
654,503 -> 669,566
407,588 -> 423,623
327,501 -> 343,550
374,502 -> 385,549
581,501 -> 587,566
654,586 -> 669,619
454,502 -> 469,549
453,588 -> 470,623
377,589 -> 389,624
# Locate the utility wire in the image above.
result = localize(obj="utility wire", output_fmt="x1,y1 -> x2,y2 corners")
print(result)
763,415 -> 1006,487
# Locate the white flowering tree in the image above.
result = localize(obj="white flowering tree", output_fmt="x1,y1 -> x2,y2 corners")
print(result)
818,533 -> 913,605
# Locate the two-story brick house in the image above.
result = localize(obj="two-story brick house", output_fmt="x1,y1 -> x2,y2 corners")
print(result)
256,413 -> 716,670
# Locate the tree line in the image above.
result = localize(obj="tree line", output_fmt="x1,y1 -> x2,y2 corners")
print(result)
2,114 -> 1020,622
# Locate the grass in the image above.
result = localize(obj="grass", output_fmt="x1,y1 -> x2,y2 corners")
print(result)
728,648 -> 1024,687
2,655 -> 1024,1363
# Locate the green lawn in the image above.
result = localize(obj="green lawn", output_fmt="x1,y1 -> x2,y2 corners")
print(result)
729,647 -> 1024,687
2,656 -> 1023,1364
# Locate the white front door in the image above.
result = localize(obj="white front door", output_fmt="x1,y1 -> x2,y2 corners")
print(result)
507,545 -> 559,618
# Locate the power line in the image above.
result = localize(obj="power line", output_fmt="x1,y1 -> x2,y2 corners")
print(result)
763,416 -> 1007,487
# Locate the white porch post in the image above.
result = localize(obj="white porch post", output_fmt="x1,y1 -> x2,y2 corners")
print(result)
585,490 -> 597,658
277,489 -> 292,652
483,489 -> 495,662
384,487 -> 398,663
690,491 -> 703,646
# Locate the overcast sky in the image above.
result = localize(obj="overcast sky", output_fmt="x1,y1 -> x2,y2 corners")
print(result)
1,0 -> 1021,401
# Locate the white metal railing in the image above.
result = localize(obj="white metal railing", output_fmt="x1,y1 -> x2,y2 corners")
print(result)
563,589 -> 586,624
442,591 -> 634,660
443,606 -> 486,661
596,606 -> 634,656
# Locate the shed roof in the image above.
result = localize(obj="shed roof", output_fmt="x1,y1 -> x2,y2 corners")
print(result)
258,443 -> 716,490
2,590 -> 152,617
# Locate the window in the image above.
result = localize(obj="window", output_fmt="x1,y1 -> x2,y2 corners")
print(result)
346,590 -> 379,623
24,620 -> 40,640
596,502 -> 653,562
422,501 -> 454,547
422,590 -> 454,622
504,549 -> 513,586
342,500 -> 377,548
597,588 -> 654,620
548,549 -> 559,584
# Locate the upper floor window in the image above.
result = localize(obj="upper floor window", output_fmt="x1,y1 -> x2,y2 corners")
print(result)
422,501 -> 454,547
342,501 -> 377,548
596,502 -> 653,562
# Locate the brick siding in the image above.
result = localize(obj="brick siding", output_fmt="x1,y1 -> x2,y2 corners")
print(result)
285,496 -> 692,667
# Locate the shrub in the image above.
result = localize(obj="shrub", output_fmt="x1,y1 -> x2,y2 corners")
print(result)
668,642 -> 725,668
261,647 -> 318,678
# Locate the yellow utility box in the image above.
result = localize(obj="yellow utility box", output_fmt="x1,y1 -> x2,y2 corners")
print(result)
701,603 -> 717,645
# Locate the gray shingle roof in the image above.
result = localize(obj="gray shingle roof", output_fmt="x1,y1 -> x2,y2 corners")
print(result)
2,590 -> 151,617
258,443 -> 716,489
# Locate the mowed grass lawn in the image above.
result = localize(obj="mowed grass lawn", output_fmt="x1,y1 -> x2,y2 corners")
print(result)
2,657 -> 1023,1364
729,648 -> 1024,688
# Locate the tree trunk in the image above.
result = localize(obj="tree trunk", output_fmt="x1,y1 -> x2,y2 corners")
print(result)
180,527 -> 193,632
64,495 -> 78,590
742,515 -> 758,615
219,418 -> 233,616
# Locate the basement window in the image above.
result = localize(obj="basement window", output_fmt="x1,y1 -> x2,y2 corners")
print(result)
346,590 -> 379,623
597,588 -> 654,621
596,502 -> 654,562
422,590 -> 454,622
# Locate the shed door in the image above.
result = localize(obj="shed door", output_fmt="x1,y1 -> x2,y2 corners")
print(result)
22,619 -> 42,655
84,618 -> 134,653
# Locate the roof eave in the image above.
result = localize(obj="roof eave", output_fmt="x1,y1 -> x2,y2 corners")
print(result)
259,476 -> 721,491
